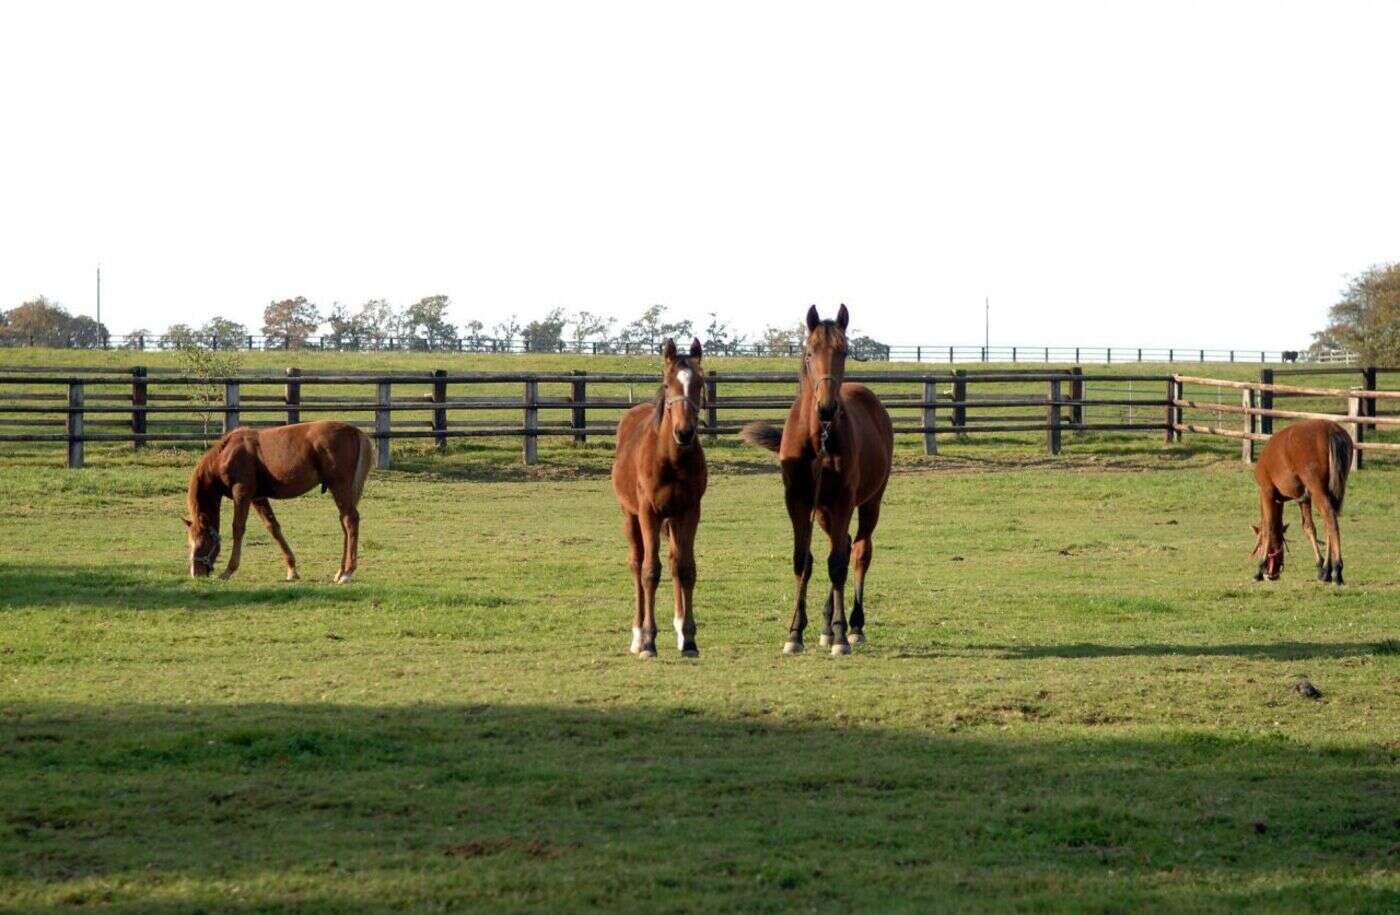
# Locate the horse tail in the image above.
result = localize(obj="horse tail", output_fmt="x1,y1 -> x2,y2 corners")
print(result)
1327,425 -> 1351,514
739,421 -> 783,453
352,429 -> 375,504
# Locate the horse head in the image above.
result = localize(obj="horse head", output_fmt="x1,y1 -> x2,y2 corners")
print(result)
803,304 -> 850,430
185,517 -> 221,578
659,337 -> 705,448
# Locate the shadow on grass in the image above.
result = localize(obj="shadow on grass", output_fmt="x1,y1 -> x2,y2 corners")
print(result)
0,563 -> 365,612
897,641 -> 1390,661
1,702 -> 1396,912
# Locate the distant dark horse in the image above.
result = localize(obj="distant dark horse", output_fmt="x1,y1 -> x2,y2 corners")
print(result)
185,420 -> 373,582
611,338 -> 708,658
1251,418 -> 1352,584
741,305 -> 894,656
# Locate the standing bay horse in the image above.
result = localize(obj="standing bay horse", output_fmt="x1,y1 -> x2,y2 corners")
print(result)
612,338 -> 708,659
741,305 -> 894,656
185,420 -> 374,582
1251,418 -> 1352,584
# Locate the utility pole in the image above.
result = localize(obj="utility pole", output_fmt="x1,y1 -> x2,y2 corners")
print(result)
984,294 -> 989,354
96,264 -> 102,345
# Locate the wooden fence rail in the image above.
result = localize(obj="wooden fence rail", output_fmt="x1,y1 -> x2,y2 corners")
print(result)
0,366 -> 1394,469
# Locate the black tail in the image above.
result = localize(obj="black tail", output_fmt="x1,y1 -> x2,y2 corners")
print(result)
739,421 -> 783,453
1327,427 -> 1351,513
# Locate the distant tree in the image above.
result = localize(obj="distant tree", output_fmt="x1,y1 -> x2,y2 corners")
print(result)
1313,263 -> 1400,363
522,308 -> 567,351
569,310 -> 615,350
400,294 -> 456,348
703,312 -> 746,355
619,305 -> 692,352
353,299 -> 398,348
162,323 -> 198,350
201,316 -> 248,349
262,296 -> 321,349
462,319 -> 486,348
121,328 -> 152,350
848,332 -> 890,361
68,315 -> 108,349
493,315 -> 522,350
759,323 -> 804,356
3,296 -> 74,344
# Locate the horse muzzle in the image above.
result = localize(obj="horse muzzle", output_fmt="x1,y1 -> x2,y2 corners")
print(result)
673,426 -> 697,448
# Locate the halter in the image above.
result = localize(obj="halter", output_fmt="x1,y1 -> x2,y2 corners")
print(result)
807,371 -> 842,455
191,529 -> 221,570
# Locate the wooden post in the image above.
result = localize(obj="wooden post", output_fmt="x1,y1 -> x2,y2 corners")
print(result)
131,366 -> 147,449
223,382 -> 241,433
922,380 -> 937,455
1070,366 -> 1084,426
284,367 -> 301,425
1241,388 -> 1255,464
1258,368 -> 1274,436
705,373 -> 718,443
570,370 -> 587,444
523,380 -> 539,465
953,369 -> 967,438
433,369 -> 448,450
67,382 -> 84,469
1362,367 -> 1378,424
1048,379 -> 1062,455
1348,396 -> 1364,470
1166,378 -> 1179,443
375,382 -> 392,469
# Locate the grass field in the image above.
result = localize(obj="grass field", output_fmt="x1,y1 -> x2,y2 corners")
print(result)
1,351 -> 1398,912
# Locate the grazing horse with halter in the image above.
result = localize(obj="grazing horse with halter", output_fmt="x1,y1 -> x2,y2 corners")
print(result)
741,305 -> 894,656
612,338 -> 708,659
185,420 -> 374,582
1251,418 -> 1352,584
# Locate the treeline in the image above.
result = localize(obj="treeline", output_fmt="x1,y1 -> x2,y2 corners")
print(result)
1309,262 -> 1400,364
0,295 -> 891,357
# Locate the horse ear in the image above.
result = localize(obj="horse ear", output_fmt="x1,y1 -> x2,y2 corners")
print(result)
836,303 -> 849,330
689,337 -> 703,360
805,305 -> 820,332
662,338 -> 678,362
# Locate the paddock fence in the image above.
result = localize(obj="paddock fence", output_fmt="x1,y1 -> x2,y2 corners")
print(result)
0,364 -> 1394,469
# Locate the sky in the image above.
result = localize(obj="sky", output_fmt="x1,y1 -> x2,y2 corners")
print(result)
1,1 -> 1397,349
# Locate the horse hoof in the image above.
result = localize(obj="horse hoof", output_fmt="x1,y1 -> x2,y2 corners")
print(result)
638,648 -> 657,660
848,630 -> 866,645
333,572 -> 352,585
286,570 -> 300,582
681,648 -> 699,659
819,634 -> 832,647
783,640 -> 804,655
830,641 -> 852,657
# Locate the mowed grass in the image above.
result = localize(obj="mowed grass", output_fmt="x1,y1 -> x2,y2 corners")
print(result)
1,427 -> 1399,910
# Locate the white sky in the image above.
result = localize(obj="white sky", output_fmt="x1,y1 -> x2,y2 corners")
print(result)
1,1 -> 1397,348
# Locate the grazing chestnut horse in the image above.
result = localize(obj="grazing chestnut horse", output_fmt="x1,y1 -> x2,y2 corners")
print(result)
1252,418 -> 1352,584
741,305 -> 894,656
612,338 -> 708,659
185,420 -> 374,582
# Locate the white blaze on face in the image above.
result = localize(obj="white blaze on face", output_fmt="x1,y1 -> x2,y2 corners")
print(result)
676,369 -> 693,400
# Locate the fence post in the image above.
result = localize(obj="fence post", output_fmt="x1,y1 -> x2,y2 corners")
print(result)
1348,396 -> 1364,470
922,379 -> 937,455
1048,378 -> 1062,455
1362,367 -> 1378,425
433,369 -> 448,450
223,382 -> 241,433
1165,378 -> 1179,443
953,369 -> 968,439
916,345 -> 921,363
523,380 -> 539,465
67,382 -> 84,469
706,373 -> 718,442
570,369 -> 587,444
284,367 -> 301,425
375,382 -> 392,469
131,366 -> 147,450
1258,368 -> 1274,436
1241,389 -> 1255,465
1070,366 -> 1084,426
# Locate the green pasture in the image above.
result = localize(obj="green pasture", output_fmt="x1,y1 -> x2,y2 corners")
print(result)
1,380 -> 1398,912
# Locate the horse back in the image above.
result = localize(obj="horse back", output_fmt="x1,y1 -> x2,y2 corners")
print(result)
246,421 -> 362,499
1256,419 -> 1347,501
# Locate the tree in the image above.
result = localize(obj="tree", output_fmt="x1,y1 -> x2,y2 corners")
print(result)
703,312 -> 745,355
3,296 -> 74,344
202,316 -> 248,349
399,295 -> 456,348
493,315 -> 522,349
462,319 -> 486,349
68,315 -> 107,349
759,323 -> 804,356
262,296 -> 321,349
354,299 -> 398,348
848,332 -> 890,361
569,310 -> 615,350
162,323 -> 198,350
522,308 -> 567,351
121,328 -> 152,350
619,305 -> 691,352
1314,263 -> 1400,363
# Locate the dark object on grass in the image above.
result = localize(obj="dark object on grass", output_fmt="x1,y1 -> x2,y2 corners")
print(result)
1294,678 -> 1322,699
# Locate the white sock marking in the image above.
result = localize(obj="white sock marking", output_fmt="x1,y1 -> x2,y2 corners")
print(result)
674,616 -> 687,650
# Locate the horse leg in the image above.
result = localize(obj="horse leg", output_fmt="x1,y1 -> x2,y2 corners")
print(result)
783,487 -> 815,655
219,487 -> 251,580
636,509 -> 663,658
825,502 -> 856,657
1253,486 -> 1276,582
1297,498 -> 1325,581
668,509 -> 700,657
624,512 -> 645,654
330,486 -> 360,583
848,497 -> 881,645
253,499 -> 299,581
1310,480 -> 1343,585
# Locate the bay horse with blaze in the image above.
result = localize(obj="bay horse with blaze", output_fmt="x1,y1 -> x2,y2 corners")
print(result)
612,338 -> 708,658
1251,418 -> 1352,584
741,305 -> 894,656
185,420 -> 374,582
